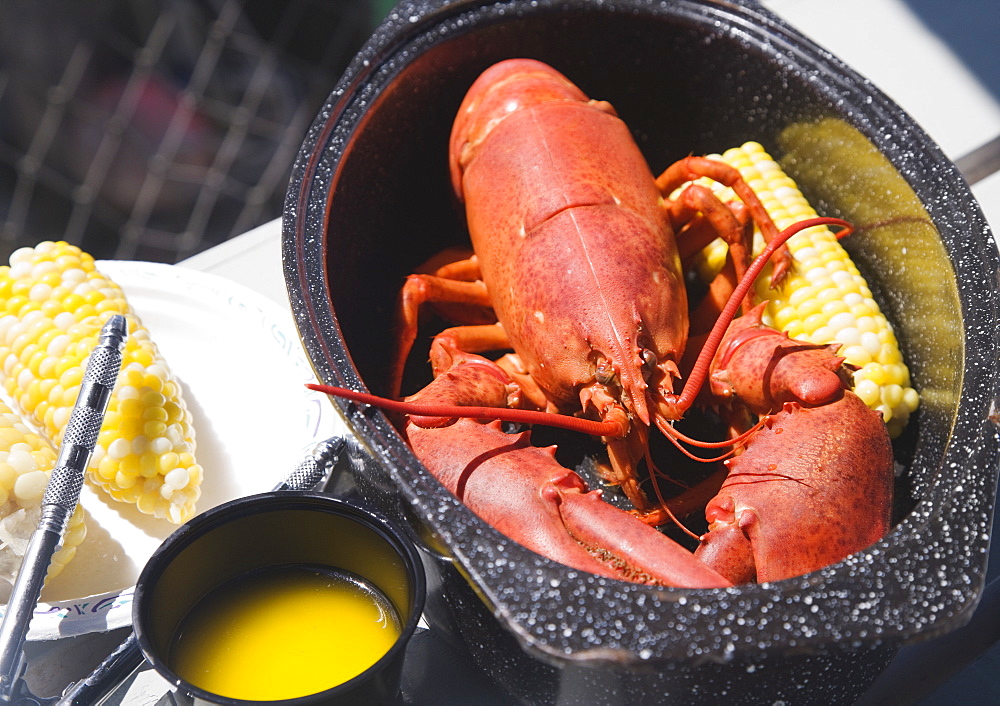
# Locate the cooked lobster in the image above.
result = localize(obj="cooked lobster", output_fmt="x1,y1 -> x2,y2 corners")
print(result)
310,58 -> 894,586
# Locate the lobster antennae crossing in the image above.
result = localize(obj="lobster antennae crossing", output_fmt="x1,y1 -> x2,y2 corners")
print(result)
663,216 -> 853,417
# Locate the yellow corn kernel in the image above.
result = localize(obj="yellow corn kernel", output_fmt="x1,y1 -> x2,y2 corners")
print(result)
0,399 -> 86,589
0,242 -> 202,523
689,142 -> 919,437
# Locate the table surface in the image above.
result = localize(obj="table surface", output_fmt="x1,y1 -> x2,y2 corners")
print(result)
14,0 -> 1000,703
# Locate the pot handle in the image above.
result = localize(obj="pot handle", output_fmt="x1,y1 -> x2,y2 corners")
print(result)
54,633 -> 142,706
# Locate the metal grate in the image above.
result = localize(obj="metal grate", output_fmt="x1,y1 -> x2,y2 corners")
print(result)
0,0 -> 374,263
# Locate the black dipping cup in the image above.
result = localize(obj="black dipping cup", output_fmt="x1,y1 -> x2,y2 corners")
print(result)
133,491 -> 426,705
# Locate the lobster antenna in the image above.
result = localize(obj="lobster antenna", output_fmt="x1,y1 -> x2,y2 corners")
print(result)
655,414 -> 767,459
307,384 -> 628,437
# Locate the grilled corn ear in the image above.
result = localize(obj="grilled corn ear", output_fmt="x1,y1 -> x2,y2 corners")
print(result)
694,141 -> 919,437
0,241 -> 202,523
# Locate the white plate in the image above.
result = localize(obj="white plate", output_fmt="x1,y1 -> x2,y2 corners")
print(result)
2,261 -> 341,640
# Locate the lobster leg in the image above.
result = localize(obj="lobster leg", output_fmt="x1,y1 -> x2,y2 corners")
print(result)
656,156 -> 792,284
416,247 -> 479,280
669,184 -> 752,283
398,270 -> 491,322
428,323 -> 510,376
401,345 -> 732,588
391,262 -> 494,396
677,200 -> 751,266
681,199 -> 756,337
493,352 -> 552,411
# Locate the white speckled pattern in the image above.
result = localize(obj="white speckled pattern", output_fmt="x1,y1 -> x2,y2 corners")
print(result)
284,1 -> 1000,703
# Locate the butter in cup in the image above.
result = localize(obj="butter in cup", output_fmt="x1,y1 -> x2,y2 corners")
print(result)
133,491 -> 425,705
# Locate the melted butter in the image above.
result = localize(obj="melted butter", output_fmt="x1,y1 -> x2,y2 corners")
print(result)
169,564 -> 402,700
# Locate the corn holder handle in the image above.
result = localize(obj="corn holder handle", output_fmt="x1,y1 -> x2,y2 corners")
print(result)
55,434 -> 348,705
0,315 -> 128,703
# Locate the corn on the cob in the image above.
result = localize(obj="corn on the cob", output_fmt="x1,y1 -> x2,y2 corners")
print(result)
0,241 -> 202,524
689,141 -> 919,437
0,398 -> 87,591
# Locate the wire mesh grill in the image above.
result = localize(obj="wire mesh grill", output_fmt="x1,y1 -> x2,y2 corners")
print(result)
0,0 -> 374,263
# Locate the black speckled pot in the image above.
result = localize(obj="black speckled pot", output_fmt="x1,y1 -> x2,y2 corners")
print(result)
282,1 -> 1000,703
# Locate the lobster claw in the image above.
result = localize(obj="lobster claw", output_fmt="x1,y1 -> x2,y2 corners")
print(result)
709,303 -> 854,414
694,499 -> 758,585
694,397 -> 894,584
403,349 -> 731,588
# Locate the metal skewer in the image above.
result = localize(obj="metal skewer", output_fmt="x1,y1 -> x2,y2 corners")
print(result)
0,315 -> 129,703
